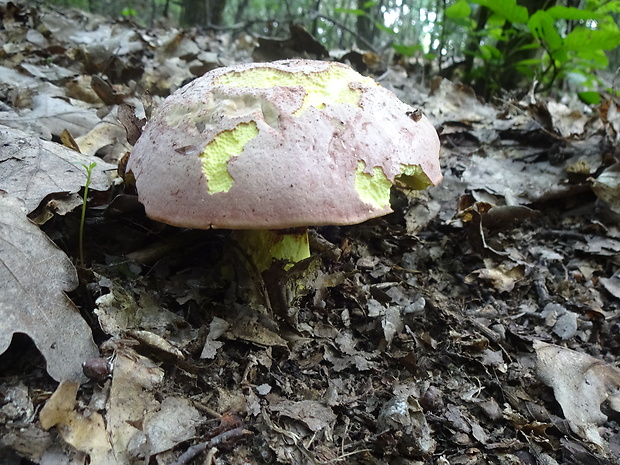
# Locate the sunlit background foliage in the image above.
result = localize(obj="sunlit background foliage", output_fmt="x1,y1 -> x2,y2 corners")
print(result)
42,0 -> 620,101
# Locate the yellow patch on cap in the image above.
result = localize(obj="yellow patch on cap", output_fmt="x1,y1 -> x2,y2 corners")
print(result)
396,164 -> 433,190
354,162 -> 434,208
354,161 -> 392,209
214,64 -> 378,116
200,121 -> 259,194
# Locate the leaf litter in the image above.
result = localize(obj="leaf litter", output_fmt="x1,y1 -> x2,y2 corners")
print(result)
0,2 -> 619,465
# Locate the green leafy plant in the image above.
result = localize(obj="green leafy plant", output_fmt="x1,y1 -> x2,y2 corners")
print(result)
447,0 -> 620,100
526,4 -> 620,101
121,7 -> 137,17
391,43 -> 436,62
79,162 -> 97,267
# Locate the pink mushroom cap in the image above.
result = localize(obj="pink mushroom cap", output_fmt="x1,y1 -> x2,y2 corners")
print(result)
127,59 -> 442,230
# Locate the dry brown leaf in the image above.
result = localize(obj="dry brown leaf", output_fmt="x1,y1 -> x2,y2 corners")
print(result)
106,349 -> 164,462
546,100 -> 590,137
142,397 -> 204,455
462,155 -> 564,206
600,273 -> 620,299
0,124 -> 114,213
74,119 -> 128,159
230,315 -> 289,349
465,260 -> 524,293
40,381 -> 115,464
426,78 -> 497,124
591,162 -> 620,214
200,316 -> 229,359
268,398 -> 336,433
378,394 -> 436,457
534,341 -> 620,451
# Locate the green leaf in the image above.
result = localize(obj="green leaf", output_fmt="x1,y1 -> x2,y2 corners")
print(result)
336,0 -> 376,15
392,43 -> 423,57
374,21 -> 396,35
588,0 -> 620,14
513,42 -> 542,53
546,5 -> 602,21
334,7 -> 366,16
576,48 -> 609,68
487,26 -> 505,40
578,91 -> 601,105
528,10 -> 563,51
479,44 -> 501,60
445,0 -> 471,19
474,0 -> 529,24
515,57 -> 544,67
564,26 -> 620,51
552,47 -> 568,64
121,7 -> 136,16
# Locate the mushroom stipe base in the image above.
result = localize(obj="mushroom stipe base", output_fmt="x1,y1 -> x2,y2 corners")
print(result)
232,228 -> 311,272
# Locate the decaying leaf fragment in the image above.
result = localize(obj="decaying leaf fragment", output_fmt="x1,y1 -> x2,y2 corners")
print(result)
590,162 -> 620,214
600,272 -> 620,299
105,349 -> 164,461
40,381 -> 114,464
39,350 -> 199,463
465,259 -> 525,293
268,398 -> 337,433
378,394 -> 436,458
534,341 -> 620,451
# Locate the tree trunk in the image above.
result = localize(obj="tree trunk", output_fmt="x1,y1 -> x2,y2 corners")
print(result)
182,0 -> 226,27
355,0 -> 383,49
234,0 -> 250,23
311,0 -> 322,37
462,5 -> 491,80
355,0 -> 373,49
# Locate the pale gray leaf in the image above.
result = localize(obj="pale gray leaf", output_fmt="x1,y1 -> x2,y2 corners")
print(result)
0,194 -> 98,381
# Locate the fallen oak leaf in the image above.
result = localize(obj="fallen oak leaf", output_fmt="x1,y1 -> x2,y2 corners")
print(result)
0,194 -> 98,381
0,124 -> 114,214
1,94 -> 101,140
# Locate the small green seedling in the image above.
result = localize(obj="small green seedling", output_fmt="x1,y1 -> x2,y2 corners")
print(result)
79,162 -> 97,267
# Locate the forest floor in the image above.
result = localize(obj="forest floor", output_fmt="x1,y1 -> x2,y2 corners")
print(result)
1,2 -> 620,465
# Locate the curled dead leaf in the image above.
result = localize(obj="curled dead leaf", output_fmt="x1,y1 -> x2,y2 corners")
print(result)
534,341 -> 620,452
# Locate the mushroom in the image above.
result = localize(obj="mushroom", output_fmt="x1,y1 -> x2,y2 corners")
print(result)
127,59 -> 442,271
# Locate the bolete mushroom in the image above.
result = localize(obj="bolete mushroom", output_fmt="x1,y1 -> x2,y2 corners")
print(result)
127,59 -> 442,271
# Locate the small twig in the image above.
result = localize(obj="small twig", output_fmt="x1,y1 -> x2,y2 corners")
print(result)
308,229 -> 342,261
204,447 -> 217,465
168,427 -> 250,465
319,448 -> 374,464
311,12 -> 378,53
191,400 -> 222,419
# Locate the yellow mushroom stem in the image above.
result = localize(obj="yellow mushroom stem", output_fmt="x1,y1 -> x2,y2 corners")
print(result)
231,228 -> 310,272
